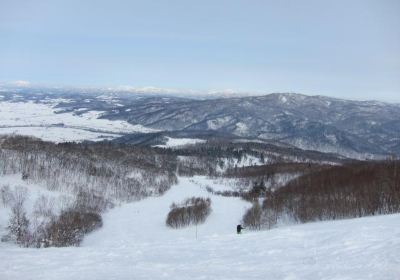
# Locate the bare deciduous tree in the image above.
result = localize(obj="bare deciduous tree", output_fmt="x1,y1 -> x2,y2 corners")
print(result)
166,197 -> 212,228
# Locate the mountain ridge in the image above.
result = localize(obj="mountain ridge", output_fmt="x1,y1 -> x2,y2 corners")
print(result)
0,87 -> 399,158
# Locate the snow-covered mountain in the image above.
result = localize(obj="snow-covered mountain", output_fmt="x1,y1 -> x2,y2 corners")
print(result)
102,92 -> 399,158
0,87 -> 399,158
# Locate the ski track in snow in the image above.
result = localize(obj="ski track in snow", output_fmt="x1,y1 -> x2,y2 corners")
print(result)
0,177 -> 399,280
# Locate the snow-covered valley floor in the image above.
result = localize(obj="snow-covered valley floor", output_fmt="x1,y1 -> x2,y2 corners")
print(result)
0,101 -> 156,142
1,177 -> 399,280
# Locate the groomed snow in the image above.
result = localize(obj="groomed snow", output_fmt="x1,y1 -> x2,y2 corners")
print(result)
1,176 -> 399,280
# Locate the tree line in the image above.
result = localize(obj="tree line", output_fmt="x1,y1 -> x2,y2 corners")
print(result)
243,160 -> 400,230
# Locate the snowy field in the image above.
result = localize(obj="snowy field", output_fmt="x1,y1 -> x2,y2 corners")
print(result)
0,101 -> 156,142
1,176 -> 399,280
155,137 -> 206,148
0,127 -> 119,142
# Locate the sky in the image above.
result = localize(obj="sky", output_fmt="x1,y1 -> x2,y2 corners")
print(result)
0,0 -> 399,101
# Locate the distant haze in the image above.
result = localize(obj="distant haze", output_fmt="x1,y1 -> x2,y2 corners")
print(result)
0,0 -> 399,102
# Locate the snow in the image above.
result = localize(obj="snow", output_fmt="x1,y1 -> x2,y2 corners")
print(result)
235,155 -> 263,167
0,127 -> 118,143
216,155 -> 264,173
195,177 -> 243,192
280,96 -> 288,103
203,171 -> 301,192
235,122 -> 249,135
0,174 -> 73,237
325,134 -> 338,144
83,177 -> 249,245
207,117 -> 232,130
0,101 -> 157,142
155,137 -> 206,148
1,176 -> 399,280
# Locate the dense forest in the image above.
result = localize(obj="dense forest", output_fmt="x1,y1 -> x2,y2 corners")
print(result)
243,160 -> 400,230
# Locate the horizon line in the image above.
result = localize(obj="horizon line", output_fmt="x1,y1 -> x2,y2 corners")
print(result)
1,80 -> 399,104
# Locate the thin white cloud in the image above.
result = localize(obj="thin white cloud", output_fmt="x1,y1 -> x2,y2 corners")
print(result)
112,86 -> 262,98
113,85 -> 194,95
11,80 -> 31,87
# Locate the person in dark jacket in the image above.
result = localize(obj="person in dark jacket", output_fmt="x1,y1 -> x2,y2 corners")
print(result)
237,224 -> 244,234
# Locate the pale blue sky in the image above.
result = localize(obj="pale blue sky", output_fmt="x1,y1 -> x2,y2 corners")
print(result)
0,0 -> 399,101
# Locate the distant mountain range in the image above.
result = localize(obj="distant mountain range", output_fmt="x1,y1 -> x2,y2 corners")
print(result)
1,86 -> 399,158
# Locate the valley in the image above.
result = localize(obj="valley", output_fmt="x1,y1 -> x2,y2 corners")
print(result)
0,89 -> 399,280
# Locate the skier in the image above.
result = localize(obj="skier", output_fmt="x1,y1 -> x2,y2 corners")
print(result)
237,224 -> 244,234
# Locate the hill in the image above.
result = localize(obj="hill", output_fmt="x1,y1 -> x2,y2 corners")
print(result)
1,175 -> 398,280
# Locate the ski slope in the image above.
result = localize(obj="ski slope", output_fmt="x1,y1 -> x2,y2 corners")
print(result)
83,177 -> 249,246
1,177 -> 399,280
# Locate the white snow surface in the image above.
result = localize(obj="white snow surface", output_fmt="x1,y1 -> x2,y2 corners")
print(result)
0,176 -> 399,280
155,137 -> 206,148
215,155 -> 264,174
0,101 -> 156,142
234,155 -> 263,167
0,127 -> 119,143
0,174 -> 73,237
